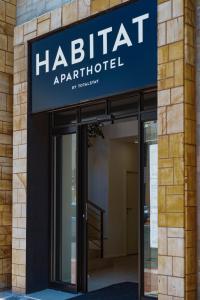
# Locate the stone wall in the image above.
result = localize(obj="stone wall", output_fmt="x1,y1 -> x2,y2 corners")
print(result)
158,0 -> 196,299
16,0 -> 72,26
0,0 -> 16,291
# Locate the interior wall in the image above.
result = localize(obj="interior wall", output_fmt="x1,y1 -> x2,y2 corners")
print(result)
88,120 -> 139,258
108,141 -> 138,258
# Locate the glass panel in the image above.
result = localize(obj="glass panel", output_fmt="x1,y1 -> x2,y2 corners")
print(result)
52,133 -> 77,285
143,120 -> 158,297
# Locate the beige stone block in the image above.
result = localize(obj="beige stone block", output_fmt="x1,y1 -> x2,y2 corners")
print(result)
167,17 -> 183,44
168,227 -> 184,238
159,158 -> 173,168
37,19 -> 50,36
37,11 -> 50,22
14,26 -> 24,46
6,52 -> 13,67
185,24 -> 194,47
159,62 -> 174,80
0,1 -> 6,22
168,237 -> 184,257
16,275 -> 25,289
13,204 -> 21,218
158,186 -> 166,213
12,228 -> 26,240
24,31 -> 37,43
8,36 -> 13,53
158,135 -> 169,158
78,0 -> 90,19
169,41 -> 183,61
50,8 -> 61,31
169,133 -> 183,158
158,45 -> 169,64
171,86 -> 183,104
166,194 -> 184,213
6,3 -> 16,19
62,0 -> 78,26
18,144 -> 26,159
174,158 -> 184,185
168,276 -> 184,297
158,89 -> 170,107
158,275 -> 168,294
0,50 -> 5,72
158,0 -> 172,23
13,131 -> 22,146
173,257 -> 184,277
24,19 -> 37,36
158,107 -> 167,135
173,0 -> 183,17
167,213 -> 184,227
174,59 -> 183,86
167,103 -> 184,134
158,255 -> 172,276
0,33 -> 7,50
158,22 -> 166,47
13,159 -> 26,174
91,0 -> 109,14
158,228 -> 167,255
159,168 -> 173,186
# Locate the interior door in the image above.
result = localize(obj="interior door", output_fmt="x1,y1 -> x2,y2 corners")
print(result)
127,171 -> 138,255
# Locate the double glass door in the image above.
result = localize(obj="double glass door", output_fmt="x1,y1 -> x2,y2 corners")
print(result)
50,94 -> 158,299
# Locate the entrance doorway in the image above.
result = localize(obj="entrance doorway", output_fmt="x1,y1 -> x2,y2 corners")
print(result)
50,91 -> 158,299
87,118 -> 139,292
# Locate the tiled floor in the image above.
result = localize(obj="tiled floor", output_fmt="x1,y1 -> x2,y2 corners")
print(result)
88,254 -> 138,292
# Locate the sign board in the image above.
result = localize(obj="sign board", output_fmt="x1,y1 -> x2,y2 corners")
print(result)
29,0 -> 157,113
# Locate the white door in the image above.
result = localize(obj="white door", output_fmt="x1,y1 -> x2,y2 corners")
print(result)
126,171 -> 138,255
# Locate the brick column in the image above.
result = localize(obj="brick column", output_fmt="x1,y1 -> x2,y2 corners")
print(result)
0,0 -> 16,291
158,0 -> 196,299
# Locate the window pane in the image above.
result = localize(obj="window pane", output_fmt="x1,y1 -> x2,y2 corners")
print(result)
143,120 -> 158,297
52,133 -> 77,285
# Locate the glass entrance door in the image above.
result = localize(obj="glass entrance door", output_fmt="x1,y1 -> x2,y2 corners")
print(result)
51,131 -> 78,291
141,120 -> 158,299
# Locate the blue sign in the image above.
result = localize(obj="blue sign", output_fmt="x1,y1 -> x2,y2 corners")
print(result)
30,0 -> 157,113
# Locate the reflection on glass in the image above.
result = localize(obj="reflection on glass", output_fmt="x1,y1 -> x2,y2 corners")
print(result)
52,133 -> 77,285
143,121 -> 158,297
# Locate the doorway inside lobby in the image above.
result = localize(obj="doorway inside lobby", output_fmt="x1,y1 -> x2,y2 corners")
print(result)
49,91 -> 158,299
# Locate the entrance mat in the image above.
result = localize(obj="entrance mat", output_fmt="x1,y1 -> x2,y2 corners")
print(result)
73,282 -> 138,300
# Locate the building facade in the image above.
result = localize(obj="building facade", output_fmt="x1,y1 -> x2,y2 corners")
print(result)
0,0 -> 198,299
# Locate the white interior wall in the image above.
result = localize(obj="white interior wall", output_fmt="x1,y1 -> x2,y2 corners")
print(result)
88,120 -> 138,258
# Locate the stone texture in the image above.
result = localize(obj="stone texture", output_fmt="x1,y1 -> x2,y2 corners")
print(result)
0,0 -> 16,291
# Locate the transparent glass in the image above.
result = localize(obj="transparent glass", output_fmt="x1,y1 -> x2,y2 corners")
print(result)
143,120 -> 158,297
52,133 -> 77,285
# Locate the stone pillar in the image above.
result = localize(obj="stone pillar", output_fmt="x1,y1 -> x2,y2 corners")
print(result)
0,0 -> 16,291
158,0 -> 196,299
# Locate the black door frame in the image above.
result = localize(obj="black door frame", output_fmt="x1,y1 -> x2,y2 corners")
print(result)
49,90 -> 157,299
